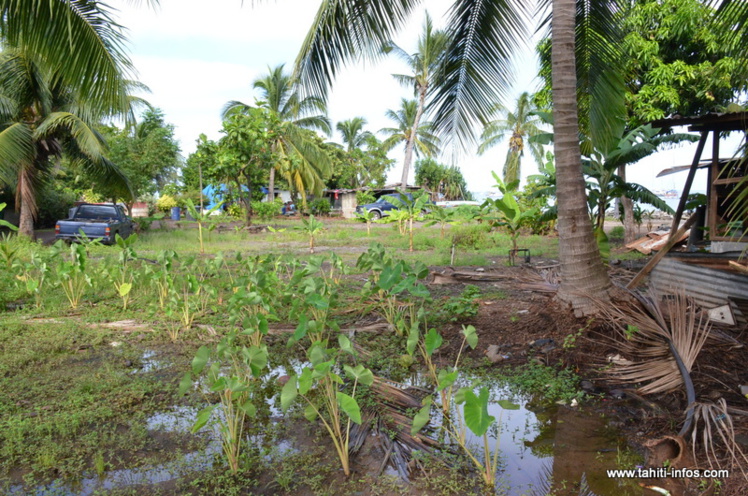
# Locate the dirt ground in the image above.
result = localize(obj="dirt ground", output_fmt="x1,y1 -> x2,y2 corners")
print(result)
425,257 -> 748,496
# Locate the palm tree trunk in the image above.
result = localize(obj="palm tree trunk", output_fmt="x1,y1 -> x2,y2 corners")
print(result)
551,0 -> 611,316
17,166 -> 36,239
400,86 -> 426,190
268,167 -> 275,203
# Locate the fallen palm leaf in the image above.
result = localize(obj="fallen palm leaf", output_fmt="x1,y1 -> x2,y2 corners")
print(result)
691,399 -> 748,479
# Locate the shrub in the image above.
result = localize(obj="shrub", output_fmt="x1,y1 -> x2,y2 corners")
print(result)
451,223 -> 491,250
309,198 -> 331,216
36,185 -> 78,228
608,226 -> 625,240
156,194 -> 178,212
356,191 -> 376,206
251,199 -> 282,221
226,203 -> 245,219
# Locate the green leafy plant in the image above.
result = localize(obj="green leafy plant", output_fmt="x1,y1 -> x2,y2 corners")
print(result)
298,215 -> 324,253
110,233 -> 138,310
181,330 -> 268,474
280,339 -> 374,477
309,197 -> 332,216
424,205 -> 461,238
185,198 -> 224,254
481,172 -> 539,265
0,203 -> 17,231
250,198 -> 282,221
55,241 -> 92,309
441,284 -> 481,322
389,192 -> 430,251
355,209 -> 377,236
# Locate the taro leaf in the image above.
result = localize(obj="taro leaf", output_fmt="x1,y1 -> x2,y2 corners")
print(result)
454,386 -> 470,405
392,274 -> 415,294
336,392 -> 362,424
464,388 -> 495,437
239,400 -> 257,418
192,346 -> 210,374
227,376 -> 249,393
290,316 -> 309,345
411,403 -> 432,435
498,399 -> 520,410
118,283 -> 132,297
462,325 -> 478,349
406,324 -> 419,356
178,372 -> 192,395
313,359 -> 334,377
338,334 -> 354,355
425,328 -> 443,356
306,293 -> 329,309
304,403 -> 318,421
298,368 -> 313,395
191,405 -> 216,433
210,376 -> 228,392
329,372 -> 343,384
258,314 -> 269,335
247,346 -> 268,377
378,264 -> 402,291
410,283 -> 430,298
280,375 -> 298,411
344,365 -> 374,386
437,369 -> 458,391
414,261 -> 430,279
308,343 -> 327,366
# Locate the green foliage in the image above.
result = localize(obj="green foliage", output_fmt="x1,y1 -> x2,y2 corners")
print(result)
308,198 -> 332,216
35,184 -> 78,229
356,191 -> 376,206
608,226 -> 625,240
0,202 -> 17,231
156,194 -> 178,213
505,362 -> 585,404
250,199 -> 282,221
415,158 -> 472,200
441,284 -> 481,322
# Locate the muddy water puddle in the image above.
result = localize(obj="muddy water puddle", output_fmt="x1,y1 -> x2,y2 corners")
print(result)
10,370 -> 643,495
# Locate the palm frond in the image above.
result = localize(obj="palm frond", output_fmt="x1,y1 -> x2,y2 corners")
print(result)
0,122 -> 33,186
0,0 -> 134,117
429,0 -> 526,150
221,100 -> 252,121
293,0 -> 422,101
35,112 -> 108,163
622,183 -> 675,215
691,399 -> 748,479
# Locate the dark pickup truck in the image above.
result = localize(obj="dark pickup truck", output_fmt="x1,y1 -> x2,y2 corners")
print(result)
55,204 -> 134,245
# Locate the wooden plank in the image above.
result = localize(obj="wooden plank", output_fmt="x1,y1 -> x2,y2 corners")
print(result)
671,132 -> 708,233
627,213 -> 699,289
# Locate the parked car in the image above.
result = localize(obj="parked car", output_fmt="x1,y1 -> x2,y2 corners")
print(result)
55,203 -> 134,245
355,193 -> 416,220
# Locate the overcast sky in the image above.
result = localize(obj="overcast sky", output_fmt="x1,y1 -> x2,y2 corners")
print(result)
115,0 -> 738,196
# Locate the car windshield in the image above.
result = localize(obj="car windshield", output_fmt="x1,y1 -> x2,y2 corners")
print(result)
74,206 -> 118,220
375,196 -> 393,204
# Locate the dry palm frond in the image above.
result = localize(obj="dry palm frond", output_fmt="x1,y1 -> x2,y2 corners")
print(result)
596,290 -> 710,395
691,399 -> 748,479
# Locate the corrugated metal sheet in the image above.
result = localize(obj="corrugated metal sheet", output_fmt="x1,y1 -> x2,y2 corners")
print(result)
651,257 -> 748,324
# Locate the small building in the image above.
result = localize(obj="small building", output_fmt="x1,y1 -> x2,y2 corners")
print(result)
324,183 -> 425,219
639,112 -> 748,324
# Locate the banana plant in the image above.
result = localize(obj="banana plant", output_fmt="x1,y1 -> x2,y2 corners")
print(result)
481,172 -> 538,265
185,198 -> 224,254
355,209 -> 376,236
389,193 -> 431,251
298,215 -> 324,253
424,205 -> 461,238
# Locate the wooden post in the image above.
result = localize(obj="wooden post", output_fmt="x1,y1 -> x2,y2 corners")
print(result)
626,213 -> 699,289
670,132 -> 708,234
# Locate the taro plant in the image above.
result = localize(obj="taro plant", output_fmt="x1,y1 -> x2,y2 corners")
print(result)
16,247 -> 59,308
298,214 -> 324,253
55,241 -> 92,309
185,198 -> 224,254
357,251 -> 430,335
181,330 -> 269,474
280,337 -> 374,477
147,249 -> 178,309
110,233 -> 138,310
0,233 -> 21,270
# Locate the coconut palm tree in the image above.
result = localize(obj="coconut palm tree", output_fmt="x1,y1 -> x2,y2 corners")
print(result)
479,92 -> 545,185
222,64 -> 331,203
380,99 -> 440,161
0,0 -> 142,119
292,0 -> 625,315
0,50 -> 130,238
336,117 -> 373,152
383,12 -> 449,188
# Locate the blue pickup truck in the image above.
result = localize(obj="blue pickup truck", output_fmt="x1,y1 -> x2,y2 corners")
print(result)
55,204 -> 134,245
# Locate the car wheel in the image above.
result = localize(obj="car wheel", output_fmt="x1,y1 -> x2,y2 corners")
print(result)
370,210 -> 382,220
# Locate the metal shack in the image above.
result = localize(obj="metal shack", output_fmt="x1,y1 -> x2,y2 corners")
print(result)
638,112 -> 748,325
